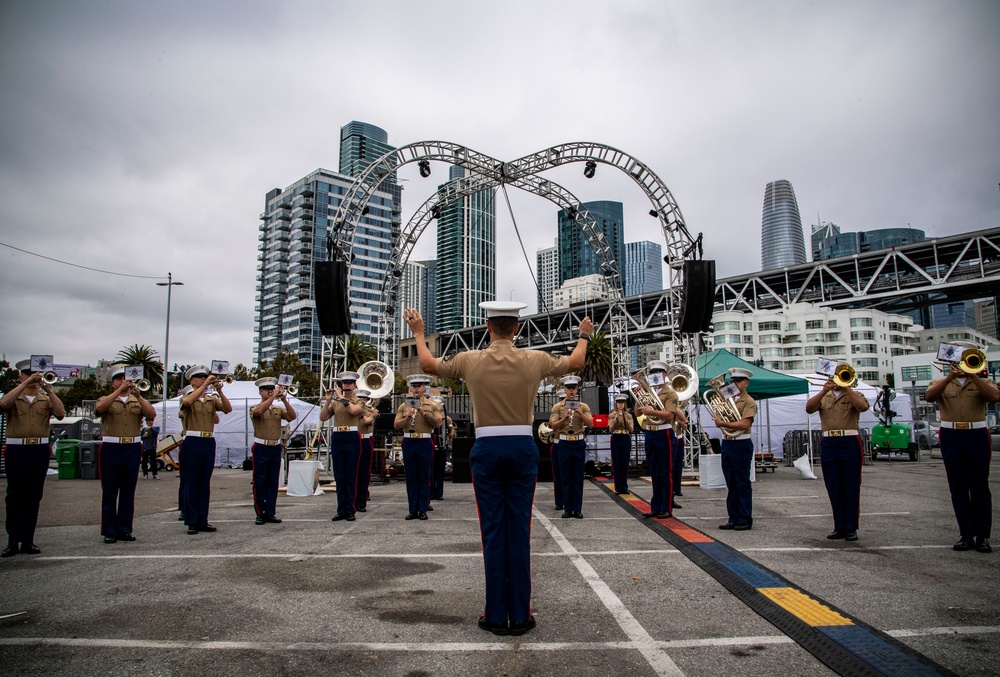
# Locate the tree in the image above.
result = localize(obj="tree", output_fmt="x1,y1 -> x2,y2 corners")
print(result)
256,351 -> 319,399
232,363 -> 257,381
581,331 -> 613,385
60,376 -> 112,414
116,344 -> 164,394
0,360 -> 19,395
344,334 -> 378,371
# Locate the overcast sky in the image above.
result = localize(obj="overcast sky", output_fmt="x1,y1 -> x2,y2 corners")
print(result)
1,0 -> 997,371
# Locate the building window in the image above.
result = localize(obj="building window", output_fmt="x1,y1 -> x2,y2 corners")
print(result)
715,334 -> 741,345
850,331 -> 876,341
743,322 -> 753,330
851,344 -> 878,354
715,321 -> 741,331
805,320 -> 823,329
788,322 -> 798,330
828,319 -> 838,328
758,321 -> 782,331
806,332 -> 825,342
850,317 -> 873,327
759,334 -> 782,344
901,365 -> 934,381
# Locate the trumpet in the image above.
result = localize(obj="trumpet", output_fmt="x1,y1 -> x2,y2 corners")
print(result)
286,382 -> 299,396
703,373 -> 743,438
40,371 -> 59,385
932,347 -> 987,375
135,379 -> 151,392
210,374 -> 235,385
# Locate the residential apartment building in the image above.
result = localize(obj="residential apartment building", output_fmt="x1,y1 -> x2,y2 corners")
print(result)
536,240 -> 559,312
552,274 -> 609,311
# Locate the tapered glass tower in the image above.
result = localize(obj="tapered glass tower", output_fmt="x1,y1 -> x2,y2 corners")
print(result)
761,180 -> 806,270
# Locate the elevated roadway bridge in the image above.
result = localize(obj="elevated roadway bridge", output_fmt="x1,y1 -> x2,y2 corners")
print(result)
437,227 -> 1000,356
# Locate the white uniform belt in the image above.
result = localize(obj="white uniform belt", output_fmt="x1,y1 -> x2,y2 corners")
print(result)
253,437 -> 281,446
333,426 -> 358,432
645,424 -> 666,432
405,432 -> 432,439
476,425 -> 532,438
4,437 -> 46,445
185,431 -> 214,438
612,431 -> 631,435
102,436 -> 139,444
939,421 -> 986,429
559,433 -> 584,441
730,433 -> 752,441
822,429 -> 859,437
362,432 -> 373,438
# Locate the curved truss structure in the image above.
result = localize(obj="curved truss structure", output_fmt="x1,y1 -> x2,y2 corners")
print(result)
323,141 -> 701,395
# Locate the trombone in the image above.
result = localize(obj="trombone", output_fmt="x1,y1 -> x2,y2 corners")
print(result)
805,362 -> 858,388
932,347 -> 987,375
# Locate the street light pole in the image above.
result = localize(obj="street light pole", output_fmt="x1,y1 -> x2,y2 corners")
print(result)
157,273 -> 184,429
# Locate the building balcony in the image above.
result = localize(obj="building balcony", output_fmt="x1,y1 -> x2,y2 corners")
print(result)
259,215 -> 268,224
291,208 -> 313,221
275,208 -> 291,221
275,230 -> 290,242
292,196 -> 314,210
296,183 -> 314,198
293,227 -> 313,242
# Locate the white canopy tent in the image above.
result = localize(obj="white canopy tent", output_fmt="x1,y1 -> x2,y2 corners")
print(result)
158,381 -> 323,467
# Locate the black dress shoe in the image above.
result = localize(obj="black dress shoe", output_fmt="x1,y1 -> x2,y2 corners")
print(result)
976,537 -> 992,553
196,524 -> 217,532
509,616 -> 537,636
357,507 -> 367,512
255,515 -> 266,525
117,533 -> 136,542
734,524 -> 752,531
20,543 -> 40,554
425,505 -> 433,511
103,536 -> 118,544
827,529 -> 846,539
332,514 -> 348,521
953,537 -> 974,551
264,515 -> 282,524
675,491 -> 683,497
657,512 -> 672,519
1,544 -> 17,558
573,511 -> 583,519
346,514 -> 356,521
643,511 -> 657,518
672,502 -> 682,509
555,505 -> 563,511
405,513 -> 418,520
561,511 -> 573,518
418,512 -> 428,520
718,523 -> 736,530
844,531 -> 858,542
178,513 -> 185,521
478,617 -> 510,636
187,527 -> 198,535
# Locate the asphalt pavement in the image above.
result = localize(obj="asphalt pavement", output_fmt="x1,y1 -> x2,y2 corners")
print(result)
0,454 -> 998,676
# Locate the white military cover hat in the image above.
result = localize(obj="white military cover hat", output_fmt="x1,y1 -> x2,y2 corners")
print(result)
337,371 -> 360,382
952,340 -> 979,350
615,393 -> 629,402
180,385 -> 195,397
255,377 -> 278,388
184,364 -> 209,380
647,360 -> 669,373
561,375 -> 582,386
108,364 -> 126,380
406,374 -> 431,386
728,367 -> 753,380
15,359 -> 31,372
480,300 -> 527,318
355,388 -> 372,398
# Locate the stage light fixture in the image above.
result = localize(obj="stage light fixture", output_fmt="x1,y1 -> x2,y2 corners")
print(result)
649,209 -> 659,217
430,205 -> 441,219
566,207 -> 578,220
418,160 -> 431,178
583,160 -> 596,178
361,206 -> 370,216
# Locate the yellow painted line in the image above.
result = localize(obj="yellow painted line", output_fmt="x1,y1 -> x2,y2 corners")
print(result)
758,588 -> 854,627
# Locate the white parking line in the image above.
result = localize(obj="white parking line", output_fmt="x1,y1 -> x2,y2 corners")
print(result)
533,506 -> 685,677
2,626 -> 995,653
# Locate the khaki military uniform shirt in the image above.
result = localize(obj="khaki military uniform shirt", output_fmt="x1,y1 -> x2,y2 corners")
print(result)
100,394 -> 144,438
645,385 -> 679,427
181,395 -> 223,433
395,397 -> 443,435
730,393 -> 758,439
549,399 -> 592,436
2,391 -> 54,438
252,404 -> 290,441
608,410 -> 634,434
327,395 -> 362,429
928,377 -> 995,422
818,390 -> 866,430
435,340 -> 571,428
359,406 -> 376,436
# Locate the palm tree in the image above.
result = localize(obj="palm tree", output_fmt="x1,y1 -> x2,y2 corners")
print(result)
344,334 -> 378,371
116,344 -> 164,393
581,331 -> 613,384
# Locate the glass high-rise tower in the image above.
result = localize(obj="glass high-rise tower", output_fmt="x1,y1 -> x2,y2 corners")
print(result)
624,241 -> 662,296
536,240 -> 559,312
558,200 -> 624,286
435,166 -> 496,332
761,180 -> 806,270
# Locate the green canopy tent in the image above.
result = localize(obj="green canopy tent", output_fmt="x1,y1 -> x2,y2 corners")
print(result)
696,349 -> 808,400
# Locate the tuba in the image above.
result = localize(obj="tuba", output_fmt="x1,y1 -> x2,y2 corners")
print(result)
666,363 -> 699,404
358,360 -> 394,399
703,373 -> 743,439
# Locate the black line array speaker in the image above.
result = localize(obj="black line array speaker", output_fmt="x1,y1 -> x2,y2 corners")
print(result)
314,260 -> 351,336
679,259 -> 716,334
451,437 -> 474,483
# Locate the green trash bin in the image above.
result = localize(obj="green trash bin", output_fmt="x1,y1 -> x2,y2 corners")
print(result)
55,439 -> 82,479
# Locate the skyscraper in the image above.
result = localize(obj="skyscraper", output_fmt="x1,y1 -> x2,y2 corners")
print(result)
339,121 -> 397,183
435,166 -> 496,331
761,180 -> 806,270
254,122 -> 401,372
536,240 -> 559,312
624,241 -> 663,296
812,225 -> 926,261
558,200 -> 624,287
400,261 -> 430,340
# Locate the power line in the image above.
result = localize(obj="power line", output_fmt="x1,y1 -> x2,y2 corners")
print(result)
0,241 -> 166,280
